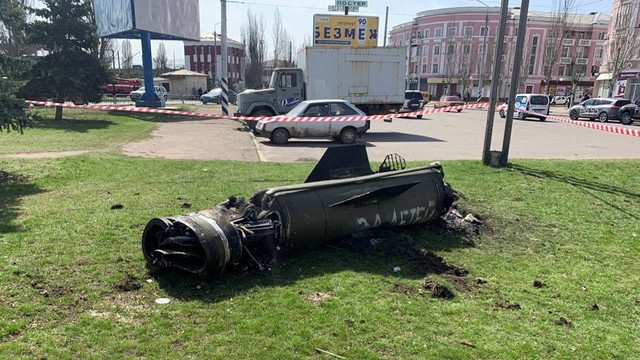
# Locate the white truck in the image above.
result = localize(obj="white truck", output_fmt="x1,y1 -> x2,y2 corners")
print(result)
235,47 -> 407,123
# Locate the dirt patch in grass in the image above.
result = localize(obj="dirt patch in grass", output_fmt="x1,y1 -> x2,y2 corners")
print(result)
423,278 -> 455,300
389,283 -> 416,295
304,292 -> 333,305
494,301 -> 522,310
114,274 -> 143,292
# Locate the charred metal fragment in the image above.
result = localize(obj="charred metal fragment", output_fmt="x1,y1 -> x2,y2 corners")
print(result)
142,144 -> 455,276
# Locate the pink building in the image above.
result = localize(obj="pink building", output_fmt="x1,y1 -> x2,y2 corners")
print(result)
389,7 -> 610,99
595,0 -> 640,99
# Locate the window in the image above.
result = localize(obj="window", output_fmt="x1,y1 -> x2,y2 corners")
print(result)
434,45 -> 440,55
417,30 -> 422,38
561,47 -> 568,57
422,64 -> 427,73
411,46 -> 417,57
330,102 -> 358,116
279,73 -> 297,88
598,32 -> 606,40
424,29 -> 430,38
414,64 -> 419,73
529,36 -> 539,75
464,26 -> 473,37
463,44 -> 471,54
422,45 -> 428,57
558,66 -> 565,76
576,48 -> 584,58
579,32 -> 585,39
447,44 -> 455,55
432,63 -> 439,73
447,26 -> 457,36
480,26 -> 488,36
302,103 -> 329,117
596,48 -> 603,59
435,27 -> 443,37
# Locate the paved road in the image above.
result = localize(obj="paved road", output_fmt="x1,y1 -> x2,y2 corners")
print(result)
120,105 -> 639,162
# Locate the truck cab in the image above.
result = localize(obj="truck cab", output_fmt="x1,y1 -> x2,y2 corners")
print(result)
236,68 -> 305,118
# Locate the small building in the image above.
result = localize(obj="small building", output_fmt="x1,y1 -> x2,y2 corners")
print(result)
183,33 -> 245,84
159,69 -> 208,96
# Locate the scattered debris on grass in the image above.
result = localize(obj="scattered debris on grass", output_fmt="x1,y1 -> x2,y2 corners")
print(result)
315,348 -> 345,359
423,278 -> 455,300
305,292 -> 333,305
180,202 -> 191,209
494,301 -> 521,310
555,317 -> 574,327
460,341 -> 477,348
110,204 -> 124,210
155,297 -> 171,305
533,280 -> 545,288
592,303 -> 600,311
390,283 -> 416,295
427,204 -> 490,237
114,274 -> 142,292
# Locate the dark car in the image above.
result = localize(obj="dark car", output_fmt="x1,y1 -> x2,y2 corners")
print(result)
401,90 -> 425,118
618,103 -> 640,125
568,98 -> 631,122
201,88 -> 237,104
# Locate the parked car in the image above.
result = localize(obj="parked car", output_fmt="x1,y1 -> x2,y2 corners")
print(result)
432,95 -> 464,112
129,86 -> 168,102
550,95 -> 570,105
201,88 -> 237,104
498,102 -> 508,118
568,98 -> 632,122
401,90 -> 425,118
254,99 -> 369,144
615,102 -> 639,125
513,93 -> 549,120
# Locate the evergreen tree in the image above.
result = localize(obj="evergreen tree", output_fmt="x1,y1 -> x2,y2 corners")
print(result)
20,0 -> 109,120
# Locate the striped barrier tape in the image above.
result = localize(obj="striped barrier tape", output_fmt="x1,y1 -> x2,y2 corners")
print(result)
25,100 -> 639,137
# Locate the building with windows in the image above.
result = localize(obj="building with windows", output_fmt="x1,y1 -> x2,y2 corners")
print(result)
595,0 -> 640,100
389,7 -> 610,99
183,33 -> 245,86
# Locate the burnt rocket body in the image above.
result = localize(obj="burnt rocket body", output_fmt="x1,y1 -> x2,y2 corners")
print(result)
142,145 -> 454,276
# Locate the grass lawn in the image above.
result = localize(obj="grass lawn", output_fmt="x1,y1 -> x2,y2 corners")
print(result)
1,152 -> 638,358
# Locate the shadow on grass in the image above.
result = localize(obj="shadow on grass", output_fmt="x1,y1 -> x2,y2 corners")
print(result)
0,171 -> 45,234
509,164 -> 640,217
152,225 -> 476,303
33,118 -> 116,133
113,112 -> 211,123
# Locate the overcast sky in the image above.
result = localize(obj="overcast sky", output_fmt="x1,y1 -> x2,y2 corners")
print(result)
124,0 -> 613,67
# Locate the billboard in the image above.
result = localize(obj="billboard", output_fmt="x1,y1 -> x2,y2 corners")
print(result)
313,14 -> 378,48
93,0 -> 200,41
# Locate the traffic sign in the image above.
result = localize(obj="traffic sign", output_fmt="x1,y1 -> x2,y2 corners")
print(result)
329,5 -> 359,12
335,1 -> 368,7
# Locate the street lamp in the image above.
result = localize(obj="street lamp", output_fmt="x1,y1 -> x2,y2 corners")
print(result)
474,0 -> 490,101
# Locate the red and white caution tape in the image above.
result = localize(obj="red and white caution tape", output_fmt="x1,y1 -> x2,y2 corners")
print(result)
25,100 -> 639,137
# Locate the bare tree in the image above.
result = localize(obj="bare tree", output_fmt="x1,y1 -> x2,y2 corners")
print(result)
604,1 -> 640,97
457,29 -> 472,100
121,39 -> 133,70
272,7 -> 291,67
242,10 -> 265,89
154,42 -> 168,70
541,0 -> 576,94
569,59 -> 586,100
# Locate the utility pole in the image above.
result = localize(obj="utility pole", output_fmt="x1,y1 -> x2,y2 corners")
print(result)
383,6 -> 389,47
481,0 -> 509,165
476,0 -> 489,101
500,0 -> 530,166
221,0 -> 229,116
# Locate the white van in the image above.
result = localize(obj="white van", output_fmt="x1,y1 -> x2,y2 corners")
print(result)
513,93 -> 550,121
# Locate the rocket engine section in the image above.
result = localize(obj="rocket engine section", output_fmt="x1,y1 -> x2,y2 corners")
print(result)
142,145 -> 454,276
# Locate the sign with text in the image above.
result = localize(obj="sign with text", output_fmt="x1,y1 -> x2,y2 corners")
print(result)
328,5 -> 359,12
335,0 -> 368,6
313,14 -> 378,47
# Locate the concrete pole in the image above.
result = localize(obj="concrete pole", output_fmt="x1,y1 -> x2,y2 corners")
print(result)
221,0 -> 229,116
383,6 -> 389,47
478,11 -> 488,100
500,0 -> 530,167
481,0 -> 509,165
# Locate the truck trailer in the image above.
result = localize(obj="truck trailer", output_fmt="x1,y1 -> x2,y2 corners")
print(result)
235,47 -> 407,119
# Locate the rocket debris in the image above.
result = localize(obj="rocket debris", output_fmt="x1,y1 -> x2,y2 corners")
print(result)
142,145 -> 455,276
